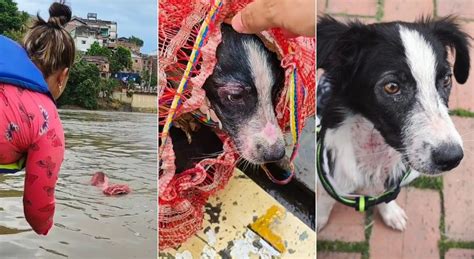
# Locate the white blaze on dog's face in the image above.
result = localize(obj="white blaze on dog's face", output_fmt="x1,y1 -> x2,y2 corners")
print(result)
203,24 -> 286,164
317,17 -> 471,175
398,25 -> 464,174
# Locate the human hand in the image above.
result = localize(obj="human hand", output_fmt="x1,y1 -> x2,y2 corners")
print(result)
231,0 -> 315,37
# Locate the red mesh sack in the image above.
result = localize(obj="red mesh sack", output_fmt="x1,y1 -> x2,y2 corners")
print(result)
159,0 -> 315,249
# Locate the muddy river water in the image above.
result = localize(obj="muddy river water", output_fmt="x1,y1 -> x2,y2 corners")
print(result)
0,110 -> 157,258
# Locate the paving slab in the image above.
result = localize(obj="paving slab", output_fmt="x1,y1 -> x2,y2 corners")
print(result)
438,0 -> 474,20
445,248 -> 474,259
369,188 -> 440,259
317,251 -> 362,259
444,117 -> 474,241
326,0 -> 378,17
318,203 -> 366,242
382,0 -> 434,22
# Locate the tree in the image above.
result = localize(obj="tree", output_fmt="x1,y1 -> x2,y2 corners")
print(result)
151,74 -> 157,87
86,43 -> 132,73
58,60 -> 101,109
86,42 -> 112,57
0,0 -> 29,41
128,36 -> 144,47
110,46 -> 132,73
99,78 -> 119,100
141,69 -> 157,87
0,0 -> 28,34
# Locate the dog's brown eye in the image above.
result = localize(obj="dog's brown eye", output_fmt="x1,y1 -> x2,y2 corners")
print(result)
384,82 -> 400,95
443,74 -> 452,87
227,94 -> 243,102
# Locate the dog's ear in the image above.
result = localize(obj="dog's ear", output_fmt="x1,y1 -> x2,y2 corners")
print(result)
317,15 -> 350,69
317,16 -> 373,74
429,16 -> 471,84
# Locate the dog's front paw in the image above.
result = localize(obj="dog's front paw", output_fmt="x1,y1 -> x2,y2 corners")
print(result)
377,201 -> 408,231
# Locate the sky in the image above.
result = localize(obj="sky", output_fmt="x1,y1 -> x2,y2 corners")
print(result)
14,0 -> 157,54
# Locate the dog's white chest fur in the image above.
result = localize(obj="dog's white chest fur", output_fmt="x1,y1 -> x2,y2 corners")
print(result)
325,115 -> 406,195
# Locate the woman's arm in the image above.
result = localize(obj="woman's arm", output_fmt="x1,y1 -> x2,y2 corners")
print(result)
23,126 -> 64,235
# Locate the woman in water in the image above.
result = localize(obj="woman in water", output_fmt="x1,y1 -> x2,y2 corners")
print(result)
0,0 -> 74,235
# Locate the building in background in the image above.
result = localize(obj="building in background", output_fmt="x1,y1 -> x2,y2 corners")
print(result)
142,54 -> 157,79
82,55 -> 110,78
66,13 -> 117,52
131,53 -> 143,73
117,37 -> 141,54
65,12 -> 156,91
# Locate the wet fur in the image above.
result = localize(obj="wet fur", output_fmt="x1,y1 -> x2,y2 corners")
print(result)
171,24 -> 285,171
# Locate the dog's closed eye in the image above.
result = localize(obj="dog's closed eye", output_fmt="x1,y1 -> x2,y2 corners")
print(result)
217,84 -> 249,105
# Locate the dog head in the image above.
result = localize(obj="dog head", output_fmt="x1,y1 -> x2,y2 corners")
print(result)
318,16 -> 471,175
203,24 -> 286,164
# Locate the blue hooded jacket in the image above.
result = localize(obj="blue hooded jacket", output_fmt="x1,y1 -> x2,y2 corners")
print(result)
0,35 -> 52,98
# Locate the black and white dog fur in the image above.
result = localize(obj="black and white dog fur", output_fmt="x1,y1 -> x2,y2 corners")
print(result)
317,16 -> 471,231
171,24 -> 286,172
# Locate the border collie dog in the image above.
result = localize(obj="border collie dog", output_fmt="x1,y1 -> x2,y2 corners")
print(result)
171,24 -> 286,172
317,16 -> 470,231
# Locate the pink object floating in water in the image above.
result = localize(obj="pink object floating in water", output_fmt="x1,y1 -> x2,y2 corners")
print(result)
103,184 -> 131,196
91,171 -> 109,188
91,172 -> 131,196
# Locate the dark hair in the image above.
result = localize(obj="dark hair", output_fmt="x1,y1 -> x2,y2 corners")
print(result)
23,1 -> 75,78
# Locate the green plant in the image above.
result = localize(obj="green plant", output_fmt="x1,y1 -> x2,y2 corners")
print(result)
58,60 -> 101,109
0,0 -> 29,35
110,46 -> 132,73
449,109 -> 474,118
86,42 -> 112,57
128,36 -> 144,47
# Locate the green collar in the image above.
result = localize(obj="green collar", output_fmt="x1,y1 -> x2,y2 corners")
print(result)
317,131 -> 411,212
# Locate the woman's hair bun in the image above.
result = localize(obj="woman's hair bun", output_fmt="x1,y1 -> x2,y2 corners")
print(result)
47,0 -> 72,28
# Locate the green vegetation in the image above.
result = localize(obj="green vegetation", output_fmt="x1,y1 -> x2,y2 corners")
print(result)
85,42 -> 132,73
128,36 -> 144,47
86,42 -> 112,57
410,176 -> 443,190
0,0 -> 30,42
375,0 -> 385,22
317,240 -> 368,254
450,109 -> 474,118
58,58 -> 121,110
99,77 -> 119,100
110,46 -> 132,73
58,60 -> 101,109
141,69 -> 157,87
440,241 -> 474,258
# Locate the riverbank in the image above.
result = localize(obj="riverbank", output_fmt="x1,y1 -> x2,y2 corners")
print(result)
59,99 -> 157,114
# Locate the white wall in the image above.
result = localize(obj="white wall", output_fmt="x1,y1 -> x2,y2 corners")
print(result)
75,35 -> 101,52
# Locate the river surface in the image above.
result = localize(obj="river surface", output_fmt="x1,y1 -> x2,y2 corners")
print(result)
0,110 -> 157,258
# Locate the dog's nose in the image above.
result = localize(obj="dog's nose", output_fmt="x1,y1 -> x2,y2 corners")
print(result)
432,143 -> 464,171
263,145 -> 285,162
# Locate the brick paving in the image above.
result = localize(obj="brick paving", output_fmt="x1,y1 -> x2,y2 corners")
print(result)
382,0 -> 434,22
318,252 -> 362,259
318,203 -> 366,242
369,188 -> 440,259
438,0 -> 474,20
444,117 -> 474,242
445,249 -> 474,259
